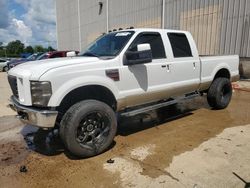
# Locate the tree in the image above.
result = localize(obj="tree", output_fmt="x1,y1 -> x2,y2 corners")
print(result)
47,46 -> 56,52
0,42 -> 3,49
0,42 -> 5,57
1,40 -> 55,57
6,40 -> 24,55
34,45 -> 45,53
25,46 -> 34,54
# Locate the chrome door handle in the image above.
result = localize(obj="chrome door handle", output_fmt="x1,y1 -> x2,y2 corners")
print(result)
162,64 -> 170,72
167,64 -> 170,72
193,62 -> 196,69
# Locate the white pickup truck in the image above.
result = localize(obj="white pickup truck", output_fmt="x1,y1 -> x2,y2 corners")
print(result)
8,28 -> 239,157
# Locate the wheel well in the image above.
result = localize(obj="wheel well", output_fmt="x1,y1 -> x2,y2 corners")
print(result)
214,68 -> 230,80
57,85 -> 117,119
202,68 -> 231,94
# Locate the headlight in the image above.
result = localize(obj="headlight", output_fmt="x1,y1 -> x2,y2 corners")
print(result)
30,81 -> 52,107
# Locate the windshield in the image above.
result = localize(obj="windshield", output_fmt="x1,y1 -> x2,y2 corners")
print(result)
27,53 -> 44,60
37,53 -> 49,60
26,54 -> 36,60
80,31 -> 134,58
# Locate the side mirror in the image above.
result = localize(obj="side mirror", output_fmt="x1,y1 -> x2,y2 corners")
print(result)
137,43 -> 151,52
66,51 -> 76,57
124,43 -> 152,65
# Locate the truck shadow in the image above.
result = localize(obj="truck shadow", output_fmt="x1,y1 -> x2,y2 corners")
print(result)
117,96 -> 209,136
21,125 -> 116,159
21,126 -> 65,156
21,96 -> 209,158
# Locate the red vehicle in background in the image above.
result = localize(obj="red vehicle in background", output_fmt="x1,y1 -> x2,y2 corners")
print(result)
37,51 -> 79,60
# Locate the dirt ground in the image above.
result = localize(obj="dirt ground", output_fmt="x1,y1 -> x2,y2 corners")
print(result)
0,72 -> 250,188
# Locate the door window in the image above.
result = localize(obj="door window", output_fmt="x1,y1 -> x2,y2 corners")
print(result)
168,33 -> 193,58
128,33 -> 166,59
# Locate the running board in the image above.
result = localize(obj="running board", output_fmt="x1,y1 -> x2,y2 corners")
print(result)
120,92 -> 200,117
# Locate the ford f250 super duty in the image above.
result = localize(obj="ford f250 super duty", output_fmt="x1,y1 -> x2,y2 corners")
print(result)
8,28 -> 239,157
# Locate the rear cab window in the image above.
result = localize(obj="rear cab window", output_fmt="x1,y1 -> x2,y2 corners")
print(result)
128,32 -> 166,59
167,33 -> 193,58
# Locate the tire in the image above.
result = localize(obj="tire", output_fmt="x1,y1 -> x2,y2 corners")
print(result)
207,77 -> 232,109
3,66 -> 8,72
60,100 -> 117,158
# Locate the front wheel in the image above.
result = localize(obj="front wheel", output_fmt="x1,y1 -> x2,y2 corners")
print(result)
207,77 -> 232,109
60,100 -> 117,158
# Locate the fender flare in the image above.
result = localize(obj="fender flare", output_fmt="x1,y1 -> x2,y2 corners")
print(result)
211,63 -> 231,80
48,76 -> 120,107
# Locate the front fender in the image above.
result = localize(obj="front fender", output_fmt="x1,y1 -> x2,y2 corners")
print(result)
47,76 -> 120,107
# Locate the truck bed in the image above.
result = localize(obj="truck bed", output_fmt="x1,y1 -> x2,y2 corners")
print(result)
199,55 -> 239,91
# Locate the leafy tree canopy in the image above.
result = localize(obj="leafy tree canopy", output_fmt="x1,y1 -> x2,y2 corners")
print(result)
25,46 -> 34,54
0,40 -> 57,57
47,46 -> 56,52
6,40 -> 24,55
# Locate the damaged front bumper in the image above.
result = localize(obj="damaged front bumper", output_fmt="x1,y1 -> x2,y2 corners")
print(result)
9,96 -> 58,128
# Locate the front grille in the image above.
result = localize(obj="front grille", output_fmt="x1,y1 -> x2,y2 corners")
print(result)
8,75 -> 19,99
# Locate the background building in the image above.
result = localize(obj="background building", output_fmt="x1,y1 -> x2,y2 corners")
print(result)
56,0 -> 250,58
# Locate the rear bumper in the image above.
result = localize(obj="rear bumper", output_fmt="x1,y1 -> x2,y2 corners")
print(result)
9,96 -> 58,128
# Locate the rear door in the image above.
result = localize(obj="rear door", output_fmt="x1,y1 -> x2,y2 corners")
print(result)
165,32 -> 200,96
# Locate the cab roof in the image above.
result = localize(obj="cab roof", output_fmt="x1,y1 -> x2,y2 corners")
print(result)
111,28 -> 189,34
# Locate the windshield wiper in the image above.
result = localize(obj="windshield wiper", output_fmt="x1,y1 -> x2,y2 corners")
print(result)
82,52 -> 100,58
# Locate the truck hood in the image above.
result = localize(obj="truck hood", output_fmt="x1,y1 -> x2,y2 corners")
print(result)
8,56 -> 99,80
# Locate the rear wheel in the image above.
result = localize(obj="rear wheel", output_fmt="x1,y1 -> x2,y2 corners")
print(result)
60,100 -> 117,158
207,77 -> 232,109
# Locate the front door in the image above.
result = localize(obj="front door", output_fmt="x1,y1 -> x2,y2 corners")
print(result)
119,32 -> 169,107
